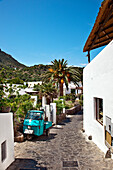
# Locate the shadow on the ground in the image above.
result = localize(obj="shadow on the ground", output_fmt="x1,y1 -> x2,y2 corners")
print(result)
25,116 -> 72,142
7,158 -> 47,170
58,117 -> 72,126
76,110 -> 83,121
19,110 -> 83,143
31,133 -> 57,142
76,110 -> 83,115
59,110 -> 83,125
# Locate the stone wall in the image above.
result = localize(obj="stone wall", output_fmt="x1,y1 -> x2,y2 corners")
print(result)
66,104 -> 81,115
56,113 -> 66,124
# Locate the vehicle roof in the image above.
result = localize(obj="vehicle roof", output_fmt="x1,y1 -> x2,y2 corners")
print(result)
28,110 -> 43,113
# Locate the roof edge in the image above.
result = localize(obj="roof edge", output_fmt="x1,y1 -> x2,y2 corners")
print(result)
83,0 -> 112,52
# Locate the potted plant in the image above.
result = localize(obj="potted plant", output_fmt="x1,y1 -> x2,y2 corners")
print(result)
1,98 -> 11,113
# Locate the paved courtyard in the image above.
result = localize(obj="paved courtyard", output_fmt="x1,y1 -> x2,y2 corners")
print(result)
8,111 -> 113,170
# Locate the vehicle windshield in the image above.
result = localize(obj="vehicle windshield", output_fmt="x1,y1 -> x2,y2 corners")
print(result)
26,111 -> 41,120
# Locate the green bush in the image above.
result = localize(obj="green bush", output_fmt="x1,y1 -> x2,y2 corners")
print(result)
65,94 -> 76,103
80,94 -> 83,100
58,96 -> 65,100
79,94 -> 83,106
16,100 -> 33,119
36,95 -> 42,109
7,77 -> 24,84
10,94 -> 34,120
65,100 -> 74,109
54,99 -> 65,115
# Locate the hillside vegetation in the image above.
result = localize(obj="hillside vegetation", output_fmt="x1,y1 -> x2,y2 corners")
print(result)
0,50 -> 83,82
0,49 -> 25,68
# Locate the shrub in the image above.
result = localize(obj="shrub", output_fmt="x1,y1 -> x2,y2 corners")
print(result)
10,94 -> 34,120
79,94 -> 83,106
54,99 -> 65,115
65,100 -> 74,109
7,77 -> 24,84
58,96 -> 65,100
16,100 -> 33,119
65,94 -> 76,103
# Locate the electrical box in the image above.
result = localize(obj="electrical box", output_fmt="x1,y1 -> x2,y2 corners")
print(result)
105,116 -> 113,146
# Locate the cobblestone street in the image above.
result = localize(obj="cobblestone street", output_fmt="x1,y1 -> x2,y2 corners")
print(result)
8,111 -> 113,170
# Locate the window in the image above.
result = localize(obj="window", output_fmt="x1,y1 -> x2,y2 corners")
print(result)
1,141 -> 6,162
95,98 -> 103,125
71,89 -> 75,94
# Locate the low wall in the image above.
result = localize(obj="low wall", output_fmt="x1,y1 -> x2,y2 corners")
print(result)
56,113 -> 66,124
0,113 -> 14,170
66,104 -> 81,115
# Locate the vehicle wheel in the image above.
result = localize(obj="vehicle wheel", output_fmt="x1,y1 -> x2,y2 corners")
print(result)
46,129 -> 50,136
26,134 -> 33,141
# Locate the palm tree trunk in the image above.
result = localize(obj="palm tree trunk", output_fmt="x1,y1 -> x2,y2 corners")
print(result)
59,82 -> 63,96
47,98 -> 51,104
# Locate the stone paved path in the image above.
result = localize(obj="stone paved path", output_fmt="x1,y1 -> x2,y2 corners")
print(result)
8,111 -> 113,170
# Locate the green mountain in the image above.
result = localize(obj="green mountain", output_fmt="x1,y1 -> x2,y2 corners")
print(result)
0,49 -> 25,68
0,49 -> 83,82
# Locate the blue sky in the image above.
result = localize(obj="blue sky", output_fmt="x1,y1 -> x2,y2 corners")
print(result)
0,0 -> 103,67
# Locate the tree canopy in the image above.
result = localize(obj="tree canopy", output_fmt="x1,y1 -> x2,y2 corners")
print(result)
43,59 -> 82,96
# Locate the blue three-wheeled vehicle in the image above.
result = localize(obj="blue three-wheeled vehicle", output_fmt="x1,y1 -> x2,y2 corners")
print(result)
23,110 -> 52,140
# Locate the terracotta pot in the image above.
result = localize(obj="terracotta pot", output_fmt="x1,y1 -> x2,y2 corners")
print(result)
2,106 -> 11,113
56,113 -> 66,124
14,131 -> 24,142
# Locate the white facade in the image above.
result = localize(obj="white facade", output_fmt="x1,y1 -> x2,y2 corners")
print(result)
5,83 -> 40,96
83,40 -> 113,155
63,81 -> 82,95
0,113 -> 14,170
50,103 -> 56,124
4,84 -> 26,96
42,96 -> 46,107
43,103 -> 57,124
28,81 -> 42,88
31,96 -> 37,107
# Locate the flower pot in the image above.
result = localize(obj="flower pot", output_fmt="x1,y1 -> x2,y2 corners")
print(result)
2,106 -> 11,113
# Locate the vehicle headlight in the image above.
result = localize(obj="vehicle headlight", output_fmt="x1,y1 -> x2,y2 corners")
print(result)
28,126 -> 31,129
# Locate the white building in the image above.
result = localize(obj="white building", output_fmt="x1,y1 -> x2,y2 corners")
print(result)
63,81 -> 82,96
83,0 -> 113,157
28,81 -> 42,88
4,84 -> 26,96
4,84 -> 38,107
0,113 -> 14,170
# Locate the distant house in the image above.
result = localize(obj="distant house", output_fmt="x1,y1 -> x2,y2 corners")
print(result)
63,81 -> 83,96
28,81 -> 42,88
4,84 -> 39,107
4,84 -> 26,97
75,81 -> 83,96
83,0 -> 113,157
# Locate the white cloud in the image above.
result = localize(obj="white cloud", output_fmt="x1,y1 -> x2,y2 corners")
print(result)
67,63 -> 87,67
79,63 -> 88,67
47,62 -> 52,65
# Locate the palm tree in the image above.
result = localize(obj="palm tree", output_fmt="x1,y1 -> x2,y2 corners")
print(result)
38,82 -> 58,104
43,59 -> 81,96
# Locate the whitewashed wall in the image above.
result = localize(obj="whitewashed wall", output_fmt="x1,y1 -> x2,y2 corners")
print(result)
31,96 -> 37,107
63,82 -> 76,95
0,113 -> 14,170
28,81 -> 42,88
83,40 -> 113,154
75,89 -> 81,95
